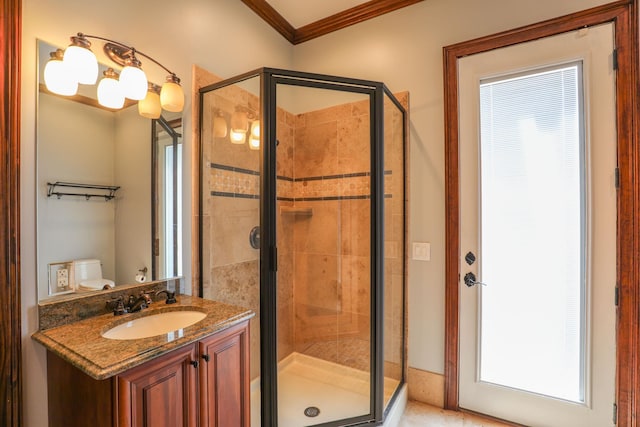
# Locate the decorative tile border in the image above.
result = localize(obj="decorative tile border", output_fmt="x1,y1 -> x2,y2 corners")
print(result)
210,163 -> 260,176
210,163 -> 393,201
210,191 -> 260,199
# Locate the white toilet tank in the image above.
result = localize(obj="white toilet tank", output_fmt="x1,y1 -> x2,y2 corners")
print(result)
72,259 -> 114,291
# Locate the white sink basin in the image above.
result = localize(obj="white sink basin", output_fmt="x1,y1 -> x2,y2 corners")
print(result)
102,310 -> 207,340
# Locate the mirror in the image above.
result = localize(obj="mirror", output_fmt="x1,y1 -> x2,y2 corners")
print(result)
36,39 -> 182,300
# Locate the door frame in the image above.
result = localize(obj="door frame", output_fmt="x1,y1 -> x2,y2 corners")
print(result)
443,1 -> 638,425
0,0 -> 22,426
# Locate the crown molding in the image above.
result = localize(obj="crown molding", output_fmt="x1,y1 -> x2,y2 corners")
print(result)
241,0 -> 425,45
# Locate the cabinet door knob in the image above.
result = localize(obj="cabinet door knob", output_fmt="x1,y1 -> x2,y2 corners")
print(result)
202,354 -> 210,362
190,360 -> 199,368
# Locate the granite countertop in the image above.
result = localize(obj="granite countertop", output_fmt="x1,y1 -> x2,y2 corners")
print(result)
32,295 -> 254,380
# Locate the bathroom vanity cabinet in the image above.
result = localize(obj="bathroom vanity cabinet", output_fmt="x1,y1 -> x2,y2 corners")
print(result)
46,320 -> 250,427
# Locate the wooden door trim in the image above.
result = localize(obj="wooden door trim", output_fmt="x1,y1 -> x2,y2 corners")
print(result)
443,2 -> 638,425
0,0 -> 22,426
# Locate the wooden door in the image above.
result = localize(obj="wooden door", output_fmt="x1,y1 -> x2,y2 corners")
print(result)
457,25 -> 616,426
199,321 -> 250,427
117,344 -> 197,427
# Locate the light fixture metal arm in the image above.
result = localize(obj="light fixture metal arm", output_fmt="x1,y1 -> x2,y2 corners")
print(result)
77,32 -> 179,80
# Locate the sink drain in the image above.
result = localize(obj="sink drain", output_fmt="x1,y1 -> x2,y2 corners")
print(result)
304,406 -> 320,417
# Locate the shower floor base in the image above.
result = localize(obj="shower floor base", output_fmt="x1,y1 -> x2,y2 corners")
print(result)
250,352 -> 401,427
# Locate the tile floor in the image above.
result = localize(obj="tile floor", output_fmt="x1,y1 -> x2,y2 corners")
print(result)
398,401 -> 511,427
249,349 -> 511,427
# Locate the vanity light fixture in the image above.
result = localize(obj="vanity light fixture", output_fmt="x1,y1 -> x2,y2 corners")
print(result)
227,106 -> 261,147
44,49 -> 78,96
250,120 -> 260,139
138,83 -> 162,119
97,68 -> 124,109
248,135 -> 260,150
44,32 -> 184,117
118,53 -> 148,101
213,110 -> 228,138
64,33 -> 99,84
249,120 -> 260,150
230,129 -> 247,144
230,107 -> 249,144
160,74 -> 185,112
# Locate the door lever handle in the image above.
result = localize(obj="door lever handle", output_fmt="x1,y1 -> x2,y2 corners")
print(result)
464,272 -> 488,287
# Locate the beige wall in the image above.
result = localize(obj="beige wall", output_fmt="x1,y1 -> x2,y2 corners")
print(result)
21,0 -> 614,425
37,94 -> 155,296
113,106 -> 152,285
37,93 -> 117,291
290,0 -> 611,375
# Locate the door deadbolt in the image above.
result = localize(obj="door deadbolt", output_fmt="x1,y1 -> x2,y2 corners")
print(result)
465,251 -> 476,265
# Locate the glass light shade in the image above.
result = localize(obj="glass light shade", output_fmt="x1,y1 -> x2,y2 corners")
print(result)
97,75 -> 125,109
213,114 -> 228,138
230,129 -> 246,144
44,57 -> 78,96
249,137 -> 260,151
138,90 -> 161,119
119,65 -> 148,100
63,45 -> 98,85
230,110 -> 249,133
160,80 -> 185,112
250,120 -> 260,138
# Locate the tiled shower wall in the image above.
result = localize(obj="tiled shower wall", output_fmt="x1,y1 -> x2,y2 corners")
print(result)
202,81 -> 407,381
289,99 -> 373,372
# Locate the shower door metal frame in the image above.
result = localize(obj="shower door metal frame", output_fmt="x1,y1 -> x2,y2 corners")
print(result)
199,67 -> 407,427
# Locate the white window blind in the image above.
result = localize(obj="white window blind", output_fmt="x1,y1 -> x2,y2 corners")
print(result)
478,63 -> 585,403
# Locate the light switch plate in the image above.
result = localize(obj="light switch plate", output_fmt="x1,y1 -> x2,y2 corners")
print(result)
412,242 -> 431,261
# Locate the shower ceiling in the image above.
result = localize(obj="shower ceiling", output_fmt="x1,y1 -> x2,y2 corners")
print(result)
240,0 -> 425,44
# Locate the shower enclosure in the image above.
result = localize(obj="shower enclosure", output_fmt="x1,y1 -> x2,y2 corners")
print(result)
199,68 -> 407,426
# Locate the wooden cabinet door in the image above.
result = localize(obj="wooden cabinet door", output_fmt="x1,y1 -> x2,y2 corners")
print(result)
199,321 -> 250,427
46,351 -> 114,427
117,344 -> 198,427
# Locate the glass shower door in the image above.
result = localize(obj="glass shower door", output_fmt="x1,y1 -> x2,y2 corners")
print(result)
199,75 -> 263,426
273,82 -> 374,426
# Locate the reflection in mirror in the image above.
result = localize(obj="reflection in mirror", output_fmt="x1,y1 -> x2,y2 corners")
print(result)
152,116 -> 183,280
36,39 -> 182,301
